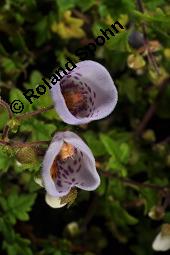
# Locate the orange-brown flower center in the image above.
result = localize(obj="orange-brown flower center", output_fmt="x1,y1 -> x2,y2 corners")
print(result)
50,158 -> 58,180
50,143 -> 75,181
62,90 -> 85,112
58,142 -> 75,161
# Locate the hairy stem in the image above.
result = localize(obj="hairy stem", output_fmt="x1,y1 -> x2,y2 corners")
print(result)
136,0 -> 160,75
0,140 -> 10,146
11,141 -> 50,147
0,99 -> 13,119
103,171 -> 169,192
136,77 -> 170,135
16,105 -> 54,121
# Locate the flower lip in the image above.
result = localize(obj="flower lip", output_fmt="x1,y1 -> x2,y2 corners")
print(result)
42,131 -> 100,197
152,232 -> 170,251
51,60 -> 118,125
152,224 -> 170,251
45,193 -> 67,208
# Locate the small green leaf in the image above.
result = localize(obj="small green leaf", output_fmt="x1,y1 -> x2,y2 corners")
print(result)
119,143 -> 130,163
100,133 -> 120,158
6,191 -> 36,224
0,150 -> 11,172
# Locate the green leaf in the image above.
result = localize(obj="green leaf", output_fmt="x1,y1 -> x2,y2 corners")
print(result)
117,76 -> 139,103
107,156 -> 127,176
0,150 -> 11,172
1,57 -> 17,74
119,143 -> 130,163
100,133 -> 120,158
133,10 -> 170,28
20,119 -> 56,140
76,0 -> 96,11
9,88 -> 32,113
106,30 -> 130,52
57,0 -> 77,13
83,131 -> 107,157
30,70 -> 42,85
109,201 -> 138,226
3,234 -> 32,255
6,191 -> 36,224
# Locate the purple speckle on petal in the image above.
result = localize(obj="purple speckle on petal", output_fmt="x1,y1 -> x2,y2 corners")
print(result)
64,169 -> 69,175
68,166 -> 74,173
62,173 -> 67,179
76,73 -> 82,76
73,160 -> 77,165
76,165 -> 81,172
87,86 -> 91,93
57,180 -> 62,187
74,76 -> 79,80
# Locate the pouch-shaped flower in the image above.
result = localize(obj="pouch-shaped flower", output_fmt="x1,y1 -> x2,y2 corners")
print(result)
152,224 -> 170,251
51,60 -> 118,125
42,131 -> 100,197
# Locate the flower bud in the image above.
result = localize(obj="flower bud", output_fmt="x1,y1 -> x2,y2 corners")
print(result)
127,54 -> 145,70
7,118 -> 20,133
148,206 -> 165,220
65,222 -> 80,237
16,147 -> 37,164
128,31 -> 145,49
142,129 -> 156,142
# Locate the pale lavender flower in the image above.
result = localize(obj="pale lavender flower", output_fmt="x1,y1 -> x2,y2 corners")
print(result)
51,60 -> 118,125
152,224 -> 170,251
42,131 -> 100,198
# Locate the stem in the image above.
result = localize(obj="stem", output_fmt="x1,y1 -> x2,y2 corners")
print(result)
159,136 -> 170,145
81,194 -> 98,232
16,105 -> 54,121
136,77 -> 170,135
136,0 -> 160,75
0,140 -> 10,146
0,99 -> 13,119
11,141 -> 50,148
0,99 -> 13,140
102,171 -> 169,192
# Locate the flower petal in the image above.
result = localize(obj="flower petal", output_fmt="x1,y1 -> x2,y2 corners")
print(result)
45,193 -> 67,208
62,131 -> 100,191
152,233 -> 170,251
51,60 -> 118,125
42,136 -> 63,197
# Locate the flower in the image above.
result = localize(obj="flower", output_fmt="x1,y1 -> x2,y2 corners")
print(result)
51,60 -> 118,125
148,206 -> 165,220
152,224 -> 170,251
42,131 -> 100,199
